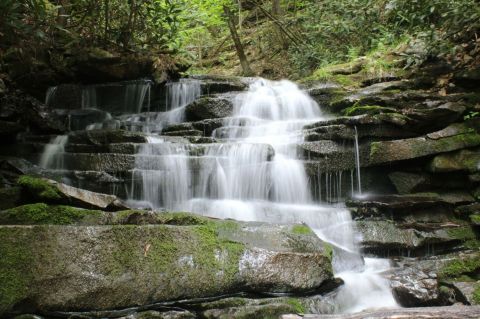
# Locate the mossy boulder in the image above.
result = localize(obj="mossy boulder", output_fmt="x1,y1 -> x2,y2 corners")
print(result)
0,213 -> 334,316
17,176 -> 128,211
368,121 -> 480,165
428,148 -> 480,173
0,203 -> 102,225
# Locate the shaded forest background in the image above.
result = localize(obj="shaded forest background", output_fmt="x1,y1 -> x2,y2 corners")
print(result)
1,0 -> 480,83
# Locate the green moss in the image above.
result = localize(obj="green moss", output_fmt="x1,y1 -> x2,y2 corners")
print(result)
323,242 -> 334,262
193,223 -> 244,283
343,104 -> 394,116
154,211 -> 210,226
292,224 -> 313,235
473,283 -> 480,305
103,221 -> 245,292
0,227 -> 33,314
464,239 -> 480,250
17,175 -> 61,201
369,141 -> 382,158
470,214 -> 480,224
447,226 -> 476,242
439,252 -> 480,280
285,298 -> 306,314
0,203 -> 102,225
332,74 -> 356,87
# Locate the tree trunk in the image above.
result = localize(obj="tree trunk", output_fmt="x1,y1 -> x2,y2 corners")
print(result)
272,0 -> 281,16
223,5 -> 253,76
104,0 -> 109,43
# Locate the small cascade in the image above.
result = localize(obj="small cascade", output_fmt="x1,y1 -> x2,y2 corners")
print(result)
45,86 -> 58,106
152,78 -> 202,129
129,137 -> 191,209
81,86 -> 98,109
39,135 -> 68,169
354,126 -> 362,195
165,78 -> 202,111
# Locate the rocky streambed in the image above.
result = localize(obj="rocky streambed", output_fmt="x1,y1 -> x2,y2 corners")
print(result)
0,62 -> 479,319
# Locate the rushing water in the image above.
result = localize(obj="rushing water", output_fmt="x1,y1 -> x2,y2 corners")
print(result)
129,78 -> 398,313
39,135 -> 68,169
41,77 -> 397,314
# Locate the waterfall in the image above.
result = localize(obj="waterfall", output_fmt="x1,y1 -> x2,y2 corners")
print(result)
165,78 -> 202,111
354,126 -> 362,195
153,78 -> 202,128
128,78 -> 397,313
39,135 -> 68,169
45,86 -> 58,107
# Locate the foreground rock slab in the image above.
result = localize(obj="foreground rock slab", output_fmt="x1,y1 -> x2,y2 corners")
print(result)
281,305 -> 480,319
0,212 -> 334,316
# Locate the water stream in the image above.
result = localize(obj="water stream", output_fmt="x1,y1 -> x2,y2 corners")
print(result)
129,78 -> 397,313
41,77 -> 398,313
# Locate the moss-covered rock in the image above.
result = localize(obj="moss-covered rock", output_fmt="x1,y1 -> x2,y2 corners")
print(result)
17,175 -> 129,211
439,252 -> 480,281
0,215 -> 334,316
17,175 -> 62,201
428,148 -> 480,173
368,121 -> 480,165
0,203 -> 102,225
343,104 -> 396,116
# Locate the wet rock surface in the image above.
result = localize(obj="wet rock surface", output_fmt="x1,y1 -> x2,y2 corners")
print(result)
0,214 -> 335,316
2,59 -> 480,319
185,95 -> 234,121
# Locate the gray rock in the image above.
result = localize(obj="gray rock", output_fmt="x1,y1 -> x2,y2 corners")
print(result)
185,95 -> 233,121
388,172 -> 469,194
428,148 -> 480,173
0,215 -> 334,315
120,310 -> 196,319
68,129 -> 147,145
368,121 -> 480,165
390,264 -> 445,307
355,220 -> 458,255
63,153 -> 135,171
287,305 -> 480,319
451,282 -> 479,305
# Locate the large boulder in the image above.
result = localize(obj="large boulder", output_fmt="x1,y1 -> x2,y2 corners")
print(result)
368,121 -> 480,165
428,148 -> 480,173
388,171 -> 469,194
17,175 -> 128,211
0,211 -> 335,316
355,220 -> 459,255
185,95 -> 234,121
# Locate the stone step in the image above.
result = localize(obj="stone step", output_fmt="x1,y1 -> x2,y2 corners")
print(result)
0,212 -> 334,316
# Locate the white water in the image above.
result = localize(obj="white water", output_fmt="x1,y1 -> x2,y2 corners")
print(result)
131,78 -> 398,313
39,135 -> 68,169
354,126 -> 362,195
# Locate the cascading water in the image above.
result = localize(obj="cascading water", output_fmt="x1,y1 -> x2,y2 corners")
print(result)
157,78 -> 201,127
129,78 -> 398,313
39,135 -> 68,169
354,126 -> 362,196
